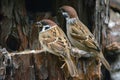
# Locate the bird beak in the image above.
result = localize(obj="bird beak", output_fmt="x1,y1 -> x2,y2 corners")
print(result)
35,21 -> 43,27
62,12 -> 69,18
58,8 -> 69,18
58,8 -> 63,13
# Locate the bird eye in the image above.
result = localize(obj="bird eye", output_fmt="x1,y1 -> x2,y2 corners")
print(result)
40,25 -> 50,32
45,26 -> 50,30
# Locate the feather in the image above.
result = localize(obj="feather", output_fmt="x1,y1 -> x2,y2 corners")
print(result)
39,19 -> 79,77
60,5 -> 110,71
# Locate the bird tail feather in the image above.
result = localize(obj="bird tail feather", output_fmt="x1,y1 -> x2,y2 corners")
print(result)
99,52 -> 111,71
65,57 -> 78,77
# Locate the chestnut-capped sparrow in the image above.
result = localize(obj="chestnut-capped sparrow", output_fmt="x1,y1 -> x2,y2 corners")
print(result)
37,19 -> 78,77
59,5 -> 110,71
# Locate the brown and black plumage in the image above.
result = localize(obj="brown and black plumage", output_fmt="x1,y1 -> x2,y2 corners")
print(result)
38,19 -> 78,77
59,5 -> 110,71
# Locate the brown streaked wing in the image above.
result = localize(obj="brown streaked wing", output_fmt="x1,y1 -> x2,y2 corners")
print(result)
41,25 -> 71,54
48,37 -> 68,53
70,20 -> 100,51
84,36 -> 100,51
70,32 -> 87,40
42,37 -> 56,45
77,20 -> 93,36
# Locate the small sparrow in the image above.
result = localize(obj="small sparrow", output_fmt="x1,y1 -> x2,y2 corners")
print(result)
59,5 -> 110,71
37,19 -> 78,77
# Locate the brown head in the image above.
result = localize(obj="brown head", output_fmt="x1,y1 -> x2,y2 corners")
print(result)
40,19 -> 57,27
36,19 -> 57,32
59,5 -> 78,18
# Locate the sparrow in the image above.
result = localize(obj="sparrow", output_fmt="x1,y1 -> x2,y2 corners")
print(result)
37,19 -> 78,77
59,5 -> 110,71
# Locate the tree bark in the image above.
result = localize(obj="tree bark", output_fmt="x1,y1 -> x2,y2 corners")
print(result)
0,0 -> 112,80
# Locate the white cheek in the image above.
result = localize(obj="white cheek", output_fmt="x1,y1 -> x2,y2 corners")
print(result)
41,25 -> 50,32
67,18 -> 76,24
41,27 -> 45,32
